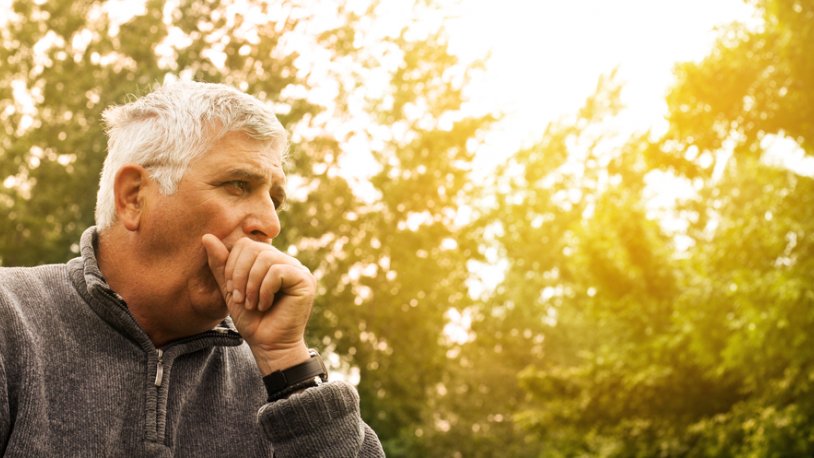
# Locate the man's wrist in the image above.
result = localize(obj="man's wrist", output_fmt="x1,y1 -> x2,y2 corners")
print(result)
251,342 -> 311,376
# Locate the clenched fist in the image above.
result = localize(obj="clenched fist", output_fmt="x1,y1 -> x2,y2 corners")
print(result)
202,235 -> 315,375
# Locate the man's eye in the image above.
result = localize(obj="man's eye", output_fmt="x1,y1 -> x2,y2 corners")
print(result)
227,181 -> 250,194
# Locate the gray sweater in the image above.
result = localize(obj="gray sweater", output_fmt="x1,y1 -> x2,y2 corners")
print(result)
0,228 -> 384,457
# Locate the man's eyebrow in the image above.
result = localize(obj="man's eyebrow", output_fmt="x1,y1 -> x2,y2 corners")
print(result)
221,168 -> 268,182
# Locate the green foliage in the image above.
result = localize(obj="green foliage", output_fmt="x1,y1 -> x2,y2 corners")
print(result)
491,1 -> 814,455
658,0 -> 814,175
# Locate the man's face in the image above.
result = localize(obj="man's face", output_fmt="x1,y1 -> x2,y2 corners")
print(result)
139,131 -> 287,319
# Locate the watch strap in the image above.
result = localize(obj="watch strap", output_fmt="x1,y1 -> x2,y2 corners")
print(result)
263,349 -> 328,401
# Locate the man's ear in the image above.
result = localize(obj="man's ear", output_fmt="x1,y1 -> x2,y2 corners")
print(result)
114,164 -> 149,231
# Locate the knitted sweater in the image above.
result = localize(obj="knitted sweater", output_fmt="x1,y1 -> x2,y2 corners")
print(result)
0,228 -> 384,457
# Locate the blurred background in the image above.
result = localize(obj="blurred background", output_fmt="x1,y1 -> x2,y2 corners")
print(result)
2,0 -> 813,455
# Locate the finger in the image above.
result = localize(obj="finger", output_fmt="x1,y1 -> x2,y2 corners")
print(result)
229,243 -> 262,306
257,264 -> 315,312
257,265 -> 285,312
245,251 -> 274,310
201,234 -> 229,296
224,239 -> 247,288
244,250 -> 292,310
235,239 -> 304,309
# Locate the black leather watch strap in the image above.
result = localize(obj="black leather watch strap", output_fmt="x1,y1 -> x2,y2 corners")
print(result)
263,349 -> 328,401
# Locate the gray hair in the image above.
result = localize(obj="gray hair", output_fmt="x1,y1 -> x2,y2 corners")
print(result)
95,80 -> 288,230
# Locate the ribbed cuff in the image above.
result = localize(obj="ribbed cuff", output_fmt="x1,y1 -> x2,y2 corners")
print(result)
257,381 -> 364,457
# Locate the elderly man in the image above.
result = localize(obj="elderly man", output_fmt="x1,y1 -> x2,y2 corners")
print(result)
0,81 -> 384,456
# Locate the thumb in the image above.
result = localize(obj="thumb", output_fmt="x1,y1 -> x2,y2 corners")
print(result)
202,234 -> 230,296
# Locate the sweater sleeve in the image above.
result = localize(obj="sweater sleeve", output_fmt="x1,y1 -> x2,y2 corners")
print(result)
0,355 -> 9,454
257,381 -> 385,457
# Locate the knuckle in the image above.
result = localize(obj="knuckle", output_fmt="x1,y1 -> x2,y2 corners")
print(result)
269,263 -> 286,276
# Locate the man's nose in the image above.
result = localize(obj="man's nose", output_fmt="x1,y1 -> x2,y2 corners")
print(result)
244,197 -> 281,241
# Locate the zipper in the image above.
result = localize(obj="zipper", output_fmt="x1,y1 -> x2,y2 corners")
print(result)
151,328 -> 238,388
154,349 -> 164,387
163,328 -> 239,348
98,288 -> 236,389
94,286 -> 242,443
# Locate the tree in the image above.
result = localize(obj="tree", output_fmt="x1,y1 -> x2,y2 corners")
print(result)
651,0 -> 814,453
657,0 -> 814,176
472,75 -> 725,456
493,0 -> 814,454
274,6 -> 494,453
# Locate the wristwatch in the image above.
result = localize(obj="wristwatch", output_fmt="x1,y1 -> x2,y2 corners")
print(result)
263,349 -> 328,402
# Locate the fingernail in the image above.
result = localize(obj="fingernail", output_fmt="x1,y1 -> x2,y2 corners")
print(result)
232,289 -> 243,303
226,280 -> 233,292
245,297 -> 253,310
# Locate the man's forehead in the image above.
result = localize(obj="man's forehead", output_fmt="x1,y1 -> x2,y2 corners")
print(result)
224,133 -> 283,163
200,133 -> 285,176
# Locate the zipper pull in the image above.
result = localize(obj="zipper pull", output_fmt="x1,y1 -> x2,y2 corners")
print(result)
154,349 -> 164,387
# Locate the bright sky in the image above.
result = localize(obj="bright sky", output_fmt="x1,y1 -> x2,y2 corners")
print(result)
444,0 -> 758,167
432,0 -> 763,305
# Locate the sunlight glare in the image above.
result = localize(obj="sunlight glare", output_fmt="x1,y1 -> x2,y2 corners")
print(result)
445,0 -> 758,166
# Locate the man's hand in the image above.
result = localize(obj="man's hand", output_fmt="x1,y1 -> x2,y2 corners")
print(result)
202,235 -> 314,375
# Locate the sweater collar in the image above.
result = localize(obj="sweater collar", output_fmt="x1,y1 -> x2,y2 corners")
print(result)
68,226 -> 242,352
